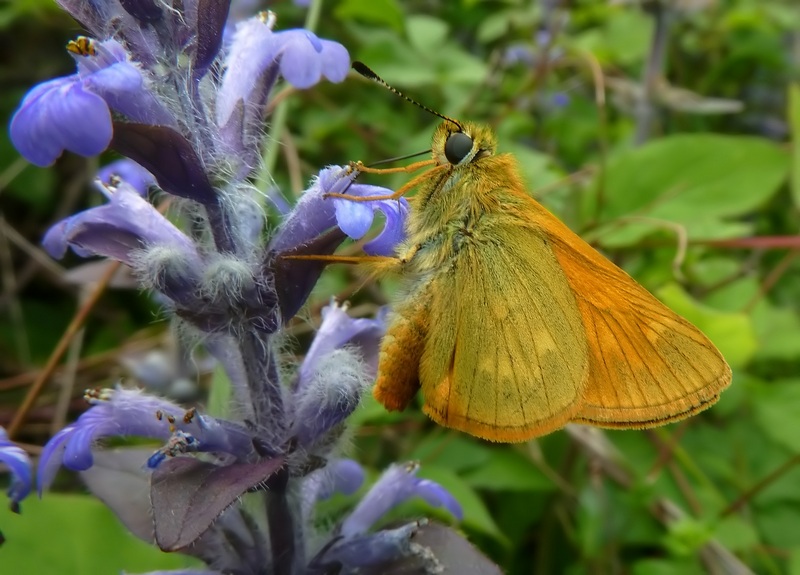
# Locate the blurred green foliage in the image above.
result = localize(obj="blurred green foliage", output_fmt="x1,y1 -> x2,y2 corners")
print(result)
2,0 -> 800,573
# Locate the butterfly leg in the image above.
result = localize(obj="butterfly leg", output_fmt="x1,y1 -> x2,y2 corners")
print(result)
325,163 -> 451,202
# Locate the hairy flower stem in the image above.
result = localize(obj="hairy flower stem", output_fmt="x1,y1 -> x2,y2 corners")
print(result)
241,330 -> 286,441
205,202 -> 238,254
266,467 -> 297,575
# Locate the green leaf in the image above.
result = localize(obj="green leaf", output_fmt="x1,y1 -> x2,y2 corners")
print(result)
662,517 -> 714,557
632,558 -> 705,575
751,298 -> 800,361
0,494 -> 198,574
712,515 -> 759,551
710,277 -> 800,361
462,448 -> 555,492
409,433 -> 493,473
348,392 -> 413,426
476,10 -> 514,44
571,9 -> 653,67
790,83 -> 800,207
756,503 -> 800,548
590,135 -> 788,247
406,15 -> 449,54
335,0 -> 404,33
502,143 -> 565,193
752,378 -> 800,453
655,283 -> 757,368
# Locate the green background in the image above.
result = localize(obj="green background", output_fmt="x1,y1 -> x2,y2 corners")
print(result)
1,0 -> 800,573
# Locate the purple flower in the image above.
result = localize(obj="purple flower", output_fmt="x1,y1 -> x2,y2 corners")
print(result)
318,522 -> 423,569
341,462 -> 462,538
536,29 -> 552,47
275,29 -> 350,89
503,45 -> 535,67
302,459 -> 365,521
316,459 -> 365,500
297,299 -> 385,391
331,174 -> 409,256
37,388 -> 257,492
9,39 -> 173,167
270,166 -> 408,256
9,76 -> 111,167
552,92 -> 570,108
217,15 -> 349,169
72,39 -> 174,126
42,179 -> 197,263
218,17 -> 349,127
309,462 -> 462,570
97,159 -> 155,195
291,300 -> 386,447
0,428 -> 32,512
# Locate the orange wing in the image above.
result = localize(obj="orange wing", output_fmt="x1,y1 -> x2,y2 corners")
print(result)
526,198 -> 732,428
418,225 -> 590,442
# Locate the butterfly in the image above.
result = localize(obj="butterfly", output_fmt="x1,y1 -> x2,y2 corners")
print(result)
324,63 -> 732,442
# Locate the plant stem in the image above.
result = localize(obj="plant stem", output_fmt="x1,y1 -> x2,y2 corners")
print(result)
634,0 -> 671,145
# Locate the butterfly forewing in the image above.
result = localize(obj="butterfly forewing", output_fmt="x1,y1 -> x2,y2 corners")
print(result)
529,202 -> 732,427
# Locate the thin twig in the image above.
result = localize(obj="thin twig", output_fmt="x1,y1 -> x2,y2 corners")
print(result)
0,215 -> 30,363
634,0 -> 671,145
575,50 -> 609,223
743,249 -> 800,313
281,129 -> 303,197
720,454 -> 800,518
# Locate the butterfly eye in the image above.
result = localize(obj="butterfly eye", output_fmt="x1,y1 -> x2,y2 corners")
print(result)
444,132 -> 473,165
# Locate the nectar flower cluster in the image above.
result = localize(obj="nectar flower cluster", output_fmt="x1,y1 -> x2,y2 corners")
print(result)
5,2 -> 491,574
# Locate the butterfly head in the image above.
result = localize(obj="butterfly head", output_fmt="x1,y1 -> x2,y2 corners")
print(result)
432,121 -> 497,168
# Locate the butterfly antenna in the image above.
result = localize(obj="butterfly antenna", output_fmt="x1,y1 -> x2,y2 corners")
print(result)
352,61 -> 463,131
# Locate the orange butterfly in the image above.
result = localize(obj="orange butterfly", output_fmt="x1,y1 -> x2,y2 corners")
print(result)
323,63 -> 731,442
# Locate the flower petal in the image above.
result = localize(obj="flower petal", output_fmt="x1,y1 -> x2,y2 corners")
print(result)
10,76 -> 112,166
315,522 -> 421,569
277,30 -> 324,89
79,39 -> 175,126
319,459 -> 365,500
320,39 -> 350,83
363,198 -> 409,256
333,196 -> 375,239
0,428 -> 32,509
97,159 -> 155,196
41,182 -> 199,267
269,166 -> 343,253
297,299 -> 385,392
341,463 -> 462,538
329,176 -> 409,255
